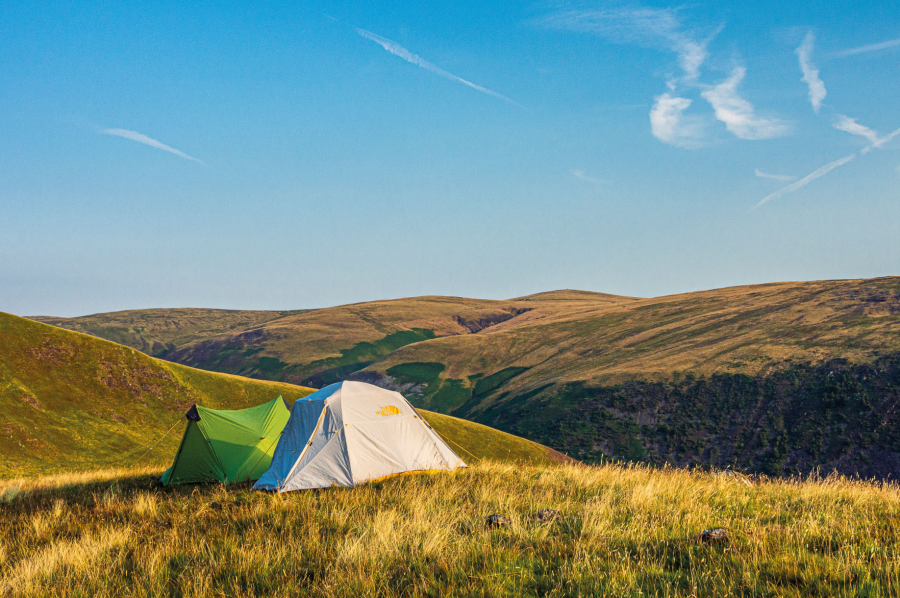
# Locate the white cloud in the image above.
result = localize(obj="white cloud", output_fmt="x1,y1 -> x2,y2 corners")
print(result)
833,37 -> 900,58
536,7 -> 714,82
755,154 -> 854,208
649,94 -> 705,148
701,68 -> 790,140
795,33 -> 826,114
754,169 -> 795,181
356,28 -> 522,106
101,129 -> 205,164
571,169 -> 604,184
832,115 -> 880,144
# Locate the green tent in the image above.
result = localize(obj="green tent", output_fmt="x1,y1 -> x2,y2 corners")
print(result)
160,397 -> 290,486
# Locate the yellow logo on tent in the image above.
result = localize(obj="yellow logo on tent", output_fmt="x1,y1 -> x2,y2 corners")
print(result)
376,405 -> 401,417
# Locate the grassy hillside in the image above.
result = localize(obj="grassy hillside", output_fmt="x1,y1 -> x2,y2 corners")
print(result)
30,277 -> 900,477
32,308 -> 304,356
1,311 -> 566,478
0,312 -> 316,478
363,277 -> 900,388
1,461 -> 898,596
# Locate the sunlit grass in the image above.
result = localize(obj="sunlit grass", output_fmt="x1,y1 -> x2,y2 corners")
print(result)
1,461 -> 898,596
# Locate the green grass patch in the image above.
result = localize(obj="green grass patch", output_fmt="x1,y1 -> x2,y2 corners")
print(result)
256,356 -> 292,374
427,379 -> 471,414
473,367 -> 529,397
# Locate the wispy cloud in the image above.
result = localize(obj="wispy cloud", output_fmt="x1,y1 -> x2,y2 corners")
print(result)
832,115 -> 880,143
571,169 -> 604,184
833,116 -> 900,153
755,154 -> 854,208
833,37 -> 900,58
796,33 -> 826,114
101,129 -> 205,164
355,28 -> 521,106
536,7 -> 714,82
537,5 -> 725,148
755,169 -> 795,182
649,94 -> 705,148
701,68 -> 790,140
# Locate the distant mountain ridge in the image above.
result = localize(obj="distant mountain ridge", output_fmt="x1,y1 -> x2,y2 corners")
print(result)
32,277 -> 900,478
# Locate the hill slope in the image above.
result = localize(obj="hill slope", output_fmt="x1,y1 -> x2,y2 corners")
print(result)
1,312 -> 566,478
1,312 -> 316,477
30,277 -> 900,477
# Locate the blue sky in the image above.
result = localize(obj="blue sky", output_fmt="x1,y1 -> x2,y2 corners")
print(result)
1,0 -> 898,316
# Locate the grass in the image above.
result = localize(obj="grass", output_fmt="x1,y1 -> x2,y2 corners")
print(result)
1,461 -> 898,596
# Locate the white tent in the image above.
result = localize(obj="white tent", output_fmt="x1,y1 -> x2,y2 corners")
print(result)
254,381 -> 466,492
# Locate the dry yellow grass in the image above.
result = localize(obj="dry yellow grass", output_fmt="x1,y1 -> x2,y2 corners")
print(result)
1,461 -> 898,597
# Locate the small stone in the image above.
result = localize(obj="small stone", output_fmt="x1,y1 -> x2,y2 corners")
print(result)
535,509 -> 561,522
485,514 -> 511,529
697,528 -> 729,545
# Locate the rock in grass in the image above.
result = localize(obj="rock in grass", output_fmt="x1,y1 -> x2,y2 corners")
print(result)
534,509 -> 561,522
485,514 -> 511,529
697,528 -> 729,545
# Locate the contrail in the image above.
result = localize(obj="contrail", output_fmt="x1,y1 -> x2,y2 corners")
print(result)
356,28 -> 522,107
863,126 -> 900,154
101,129 -> 205,164
833,37 -> 900,57
755,154 -> 854,208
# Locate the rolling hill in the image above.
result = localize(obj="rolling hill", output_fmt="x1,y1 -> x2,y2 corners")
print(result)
31,277 -> 900,478
1,312 -> 568,478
